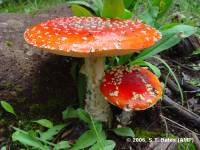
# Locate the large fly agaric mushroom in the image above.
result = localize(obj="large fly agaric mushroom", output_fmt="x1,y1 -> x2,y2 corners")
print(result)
24,17 -> 161,122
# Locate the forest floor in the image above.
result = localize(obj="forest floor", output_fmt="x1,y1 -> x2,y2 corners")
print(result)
0,4 -> 200,150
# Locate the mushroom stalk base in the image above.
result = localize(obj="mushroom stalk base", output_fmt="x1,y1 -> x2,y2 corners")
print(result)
82,57 -> 111,122
118,110 -> 134,126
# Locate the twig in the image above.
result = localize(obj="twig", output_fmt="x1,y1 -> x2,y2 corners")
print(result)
160,114 -> 200,136
161,73 -> 200,94
170,59 -> 196,72
162,95 -> 200,129
160,112 -> 169,137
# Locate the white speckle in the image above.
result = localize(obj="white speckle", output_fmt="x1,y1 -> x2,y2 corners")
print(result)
141,30 -> 146,35
147,99 -> 153,104
135,108 -> 141,111
61,37 -> 67,41
44,32 -> 49,35
82,37 -> 88,41
109,91 -> 119,97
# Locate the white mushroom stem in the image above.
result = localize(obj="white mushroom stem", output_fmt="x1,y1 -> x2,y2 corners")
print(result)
81,57 -> 112,122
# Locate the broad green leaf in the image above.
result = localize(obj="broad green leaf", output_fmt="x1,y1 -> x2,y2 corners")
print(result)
192,48 -> 200,55
89,140 -> 116,150
153,0 -> 173,19
33,119 -> 53,129
12,131 -> 46,150
28,130 -> 38,138
118,54 -> 132,65
122,9 -> 133,19
67,1 -> 92,9
54,141 -> 70,150
40,124 -> 66,141
131,60 -> 161,77
92,0 -> 103,16
101,0 -> 125,18
152,0 -> 160,6
159,23 -> 179,30
123,0 -> 135,9
0,100 -> 16,116
0,146 -> 6,150
62,108 -> 91,123
90,120 -> 106,140
112,127 -> 135,137
139,6 -> 159,27
62,108 -> 78,120
144,61 -> 161,78
71,5 -> 93,17
77,108 -> 91,124
162,25 -> 197,37
135,25 -> 197,61
71,130 -> 97,150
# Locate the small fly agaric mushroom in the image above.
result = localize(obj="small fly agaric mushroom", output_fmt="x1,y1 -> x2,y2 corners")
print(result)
100,65 -> 162,110
24,17 -> 161,122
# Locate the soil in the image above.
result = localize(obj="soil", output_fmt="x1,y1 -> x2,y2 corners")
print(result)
0,4 -> 200,150
0,5 -> 80,119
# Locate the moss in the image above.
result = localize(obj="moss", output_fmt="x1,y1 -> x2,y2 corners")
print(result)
29,104 -> 40,114
14,85 -> 24,93
5,40 -> 13,47
2,82 -> 15,89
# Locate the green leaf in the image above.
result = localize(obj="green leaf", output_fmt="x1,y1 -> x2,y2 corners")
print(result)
33,119 -> 53,129
122,9 -> 133,19
67,0 -> 102,16
123,0 -> 135,9
54,141 -> 70,150
12,131 -> 47,150
62,108 -> 78,120
89,120 -> 106,140
153,0 -> 173,19
77,108 -> 91,124
118,54 -> 132,65
112,127 -> 135,137
89,140 -> 116,150
159,23 -> 179,30
135,25 -> 197,61
40,124 -> 66,141
0,146 -> 6,150
101,0 -> 125,18
131,60 -> 161,77
62,108 -> 91,124
192,48 -> 200,55
67,1 -> 92,8
92,0 -> 103,16
71,4 -> 93,17
71,130 -> 97,150
139,6 -> 159,26
0,100 -> 16,116
152,56 -> 184,105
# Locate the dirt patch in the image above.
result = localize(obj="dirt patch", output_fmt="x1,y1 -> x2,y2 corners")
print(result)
0,5 -> 80,119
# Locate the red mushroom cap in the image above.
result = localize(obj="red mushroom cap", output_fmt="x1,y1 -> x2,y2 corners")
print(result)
24,17 -> 161,57
100,66 -> 162,111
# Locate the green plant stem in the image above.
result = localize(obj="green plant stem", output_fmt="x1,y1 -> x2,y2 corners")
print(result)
162,72 -> 171,101
151,56 -> 184,105
90,117 -> 104,150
